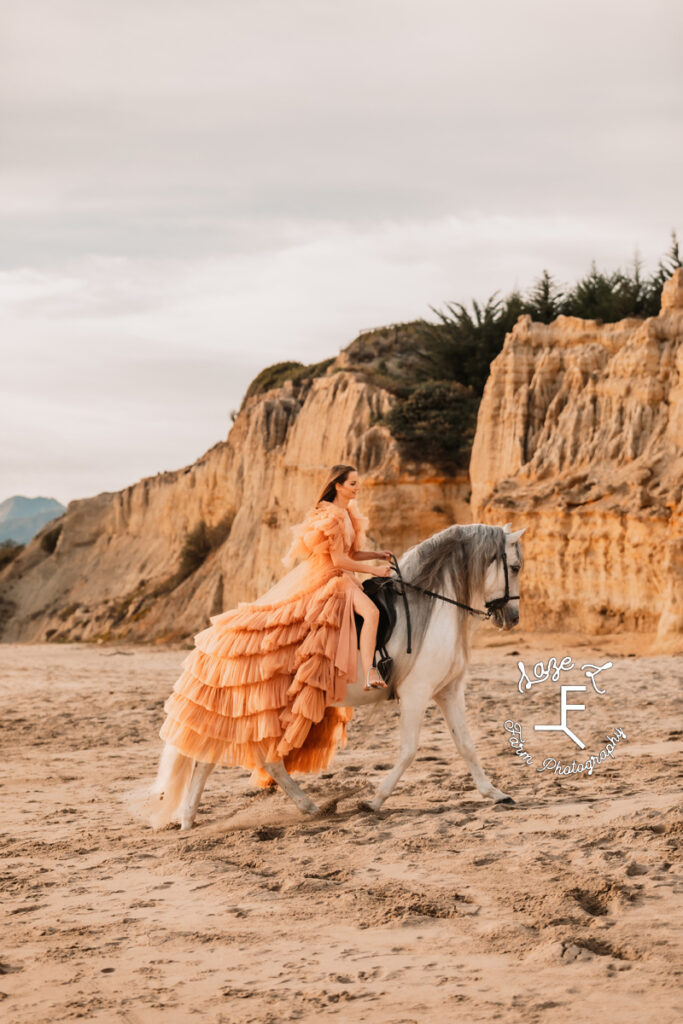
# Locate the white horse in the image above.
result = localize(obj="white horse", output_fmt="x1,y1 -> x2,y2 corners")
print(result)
151,522 -> 525,829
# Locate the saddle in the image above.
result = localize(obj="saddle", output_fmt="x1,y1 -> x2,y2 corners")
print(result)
353,577 -> 400,698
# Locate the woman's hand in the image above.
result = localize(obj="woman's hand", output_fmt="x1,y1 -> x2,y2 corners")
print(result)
377,550 -> 393,562
371,563 -> 392,578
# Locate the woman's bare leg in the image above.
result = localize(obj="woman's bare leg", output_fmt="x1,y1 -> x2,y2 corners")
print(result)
351,587 -> 383,686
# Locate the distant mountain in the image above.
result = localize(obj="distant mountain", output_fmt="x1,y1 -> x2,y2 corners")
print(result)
0,496 -> 66,545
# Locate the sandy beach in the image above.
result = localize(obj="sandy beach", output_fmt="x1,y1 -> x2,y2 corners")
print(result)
1,631 -> 681,1023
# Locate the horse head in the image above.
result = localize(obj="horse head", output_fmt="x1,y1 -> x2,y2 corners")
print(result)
484,523 -> 525,630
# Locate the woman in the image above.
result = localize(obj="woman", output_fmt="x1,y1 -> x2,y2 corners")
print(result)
157,464 -> 393,788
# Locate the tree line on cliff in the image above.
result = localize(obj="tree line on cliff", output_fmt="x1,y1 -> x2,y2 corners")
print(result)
388,230 -> 681,471
1,235 -> 679,591
243,230 -> 681,474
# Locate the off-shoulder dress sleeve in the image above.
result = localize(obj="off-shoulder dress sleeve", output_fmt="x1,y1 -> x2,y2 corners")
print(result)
282,503 -> 347,568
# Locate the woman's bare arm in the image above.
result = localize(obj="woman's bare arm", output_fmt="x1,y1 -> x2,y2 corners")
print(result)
331,552 -> 391,575
352,549 -> 392,561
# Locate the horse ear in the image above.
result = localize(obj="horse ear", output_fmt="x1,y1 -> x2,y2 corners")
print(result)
502,522 -> 511,532
507,528 -> 526,543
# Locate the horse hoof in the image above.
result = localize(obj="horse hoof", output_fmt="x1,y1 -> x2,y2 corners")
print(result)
299,801 -> 320,817
495,795 -> 515,805
357,799 -> 380,815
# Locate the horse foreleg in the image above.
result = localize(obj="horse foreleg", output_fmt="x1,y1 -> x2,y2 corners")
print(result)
435,680 -> 512,803
263,759 -> 320,816
180,760 -> 215,830
361,688 -> 429,813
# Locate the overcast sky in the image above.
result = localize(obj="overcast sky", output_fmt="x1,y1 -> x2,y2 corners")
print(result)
2,0 -> 681,508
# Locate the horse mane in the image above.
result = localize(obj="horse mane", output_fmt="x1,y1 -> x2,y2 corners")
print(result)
398,524 -> 509,662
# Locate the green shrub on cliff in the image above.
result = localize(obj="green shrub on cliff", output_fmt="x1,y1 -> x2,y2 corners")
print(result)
378,230 -> 680,472
384,381 -> 479,471
417,291 -> 526,395
236,231 -> 680,476
177,513 -> 235,580
241,357 -> 335,407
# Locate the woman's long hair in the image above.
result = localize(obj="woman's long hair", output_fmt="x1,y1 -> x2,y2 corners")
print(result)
316,464 -> 356,505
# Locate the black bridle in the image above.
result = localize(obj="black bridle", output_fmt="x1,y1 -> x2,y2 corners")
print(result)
389,550 -> 519,655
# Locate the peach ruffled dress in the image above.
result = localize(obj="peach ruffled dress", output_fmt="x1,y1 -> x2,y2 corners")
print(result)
159,499 -> 369,785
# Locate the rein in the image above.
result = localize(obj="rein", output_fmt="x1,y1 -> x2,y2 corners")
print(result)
388,550 -> 519,656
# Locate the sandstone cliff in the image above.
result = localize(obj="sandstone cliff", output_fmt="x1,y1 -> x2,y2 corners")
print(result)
2,273 -> 681,651
0,353 -> 470,645
470,268 -> 683,651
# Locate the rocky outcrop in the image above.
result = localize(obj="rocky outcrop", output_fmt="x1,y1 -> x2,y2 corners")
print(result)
3,274 -> 680,650
0,357 -> 470,644
470,268 -> 683,651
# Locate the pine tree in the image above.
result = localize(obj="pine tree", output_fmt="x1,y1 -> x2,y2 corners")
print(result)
525,269 -> 564,322
648,229 -> 681,298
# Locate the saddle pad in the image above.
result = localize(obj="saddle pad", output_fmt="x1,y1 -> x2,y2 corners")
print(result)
353,577 -> 398,649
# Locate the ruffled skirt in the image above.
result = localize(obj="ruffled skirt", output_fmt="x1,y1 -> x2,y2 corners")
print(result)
159,570 -> 360,786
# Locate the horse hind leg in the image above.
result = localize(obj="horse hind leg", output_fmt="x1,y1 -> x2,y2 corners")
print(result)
177,758 -> 319,830
262,759 -> 320,816
180,760 -> 215,831
435,681 -> 513,804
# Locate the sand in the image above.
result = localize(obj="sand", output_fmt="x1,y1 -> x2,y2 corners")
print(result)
1,631 -> 681,1023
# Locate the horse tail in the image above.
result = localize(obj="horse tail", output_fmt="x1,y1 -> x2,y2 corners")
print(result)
149,744 -> 195,829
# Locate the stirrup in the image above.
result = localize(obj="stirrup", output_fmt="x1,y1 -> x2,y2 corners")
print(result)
364,666 -> 388,691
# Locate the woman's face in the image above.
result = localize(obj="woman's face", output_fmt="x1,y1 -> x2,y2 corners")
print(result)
336,470 -> 359,501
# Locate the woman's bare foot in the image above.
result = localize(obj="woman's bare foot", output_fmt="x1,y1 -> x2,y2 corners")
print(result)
364,666 -> 388,690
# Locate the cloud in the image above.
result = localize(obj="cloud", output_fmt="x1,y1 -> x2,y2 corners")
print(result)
2,209 -> 677,504
1,0 -> 682,503
3,1 -> 682,263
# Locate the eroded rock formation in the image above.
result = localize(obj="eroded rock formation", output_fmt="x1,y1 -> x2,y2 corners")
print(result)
0,360 -> 470,644
470,268 -> 682,650
2,272 -> 680,650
